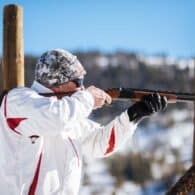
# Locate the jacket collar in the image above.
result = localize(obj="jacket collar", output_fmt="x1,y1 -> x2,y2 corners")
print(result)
31,81 -> 53,93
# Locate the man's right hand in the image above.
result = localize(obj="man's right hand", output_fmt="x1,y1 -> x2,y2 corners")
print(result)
86,86 -> 112,109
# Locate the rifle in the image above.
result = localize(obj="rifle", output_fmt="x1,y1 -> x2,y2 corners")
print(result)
39,88 -> 195,103
1,88 -> 194,105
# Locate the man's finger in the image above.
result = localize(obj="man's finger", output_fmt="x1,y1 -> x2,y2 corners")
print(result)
105,93 -> 112,104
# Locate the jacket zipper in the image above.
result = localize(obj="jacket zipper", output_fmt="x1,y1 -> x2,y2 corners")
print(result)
68,137 -> 80,167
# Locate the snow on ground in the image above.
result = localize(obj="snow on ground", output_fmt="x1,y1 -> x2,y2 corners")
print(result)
134,109 -> 193,164
115,182 -> 142,195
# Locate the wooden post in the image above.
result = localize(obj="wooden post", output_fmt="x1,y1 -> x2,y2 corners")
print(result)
2,4 -> 24,91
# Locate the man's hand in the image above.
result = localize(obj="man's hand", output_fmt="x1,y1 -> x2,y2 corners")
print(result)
127,93 -> 168,122
86,86 -> 112,109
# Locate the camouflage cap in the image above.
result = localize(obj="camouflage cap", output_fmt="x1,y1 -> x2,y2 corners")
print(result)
35,49 -> 86,86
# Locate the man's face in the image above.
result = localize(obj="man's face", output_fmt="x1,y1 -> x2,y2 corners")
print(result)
49,78 -> 84,98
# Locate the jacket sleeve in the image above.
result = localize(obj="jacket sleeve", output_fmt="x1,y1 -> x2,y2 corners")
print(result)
82,111 -> 137,158
4,87 -> 94,137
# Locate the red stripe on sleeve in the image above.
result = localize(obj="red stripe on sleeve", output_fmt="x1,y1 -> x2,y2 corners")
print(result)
28,153 -> 42,195
104,127 -> 115,155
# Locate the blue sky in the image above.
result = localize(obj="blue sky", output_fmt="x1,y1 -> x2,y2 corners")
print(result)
0,0 -> 195,58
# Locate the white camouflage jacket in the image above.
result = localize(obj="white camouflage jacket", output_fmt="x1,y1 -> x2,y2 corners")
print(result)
0,81 -> 137,195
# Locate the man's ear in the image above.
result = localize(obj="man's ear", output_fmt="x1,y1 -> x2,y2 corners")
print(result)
50,85 -> 60,93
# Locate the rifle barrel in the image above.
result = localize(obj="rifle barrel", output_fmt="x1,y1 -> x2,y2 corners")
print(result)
120,88 -> 195,97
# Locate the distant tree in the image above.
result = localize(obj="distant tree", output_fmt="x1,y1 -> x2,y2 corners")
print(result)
25,55 -> 38,86
106,153 -> 152,186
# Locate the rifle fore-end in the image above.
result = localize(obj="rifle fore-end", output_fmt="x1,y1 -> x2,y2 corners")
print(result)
133,91 -> 177,103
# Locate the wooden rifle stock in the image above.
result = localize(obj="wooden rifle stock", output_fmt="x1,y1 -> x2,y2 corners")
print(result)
39,88 -> 195,103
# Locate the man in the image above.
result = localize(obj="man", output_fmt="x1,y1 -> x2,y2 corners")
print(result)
0,49 -> 167,195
